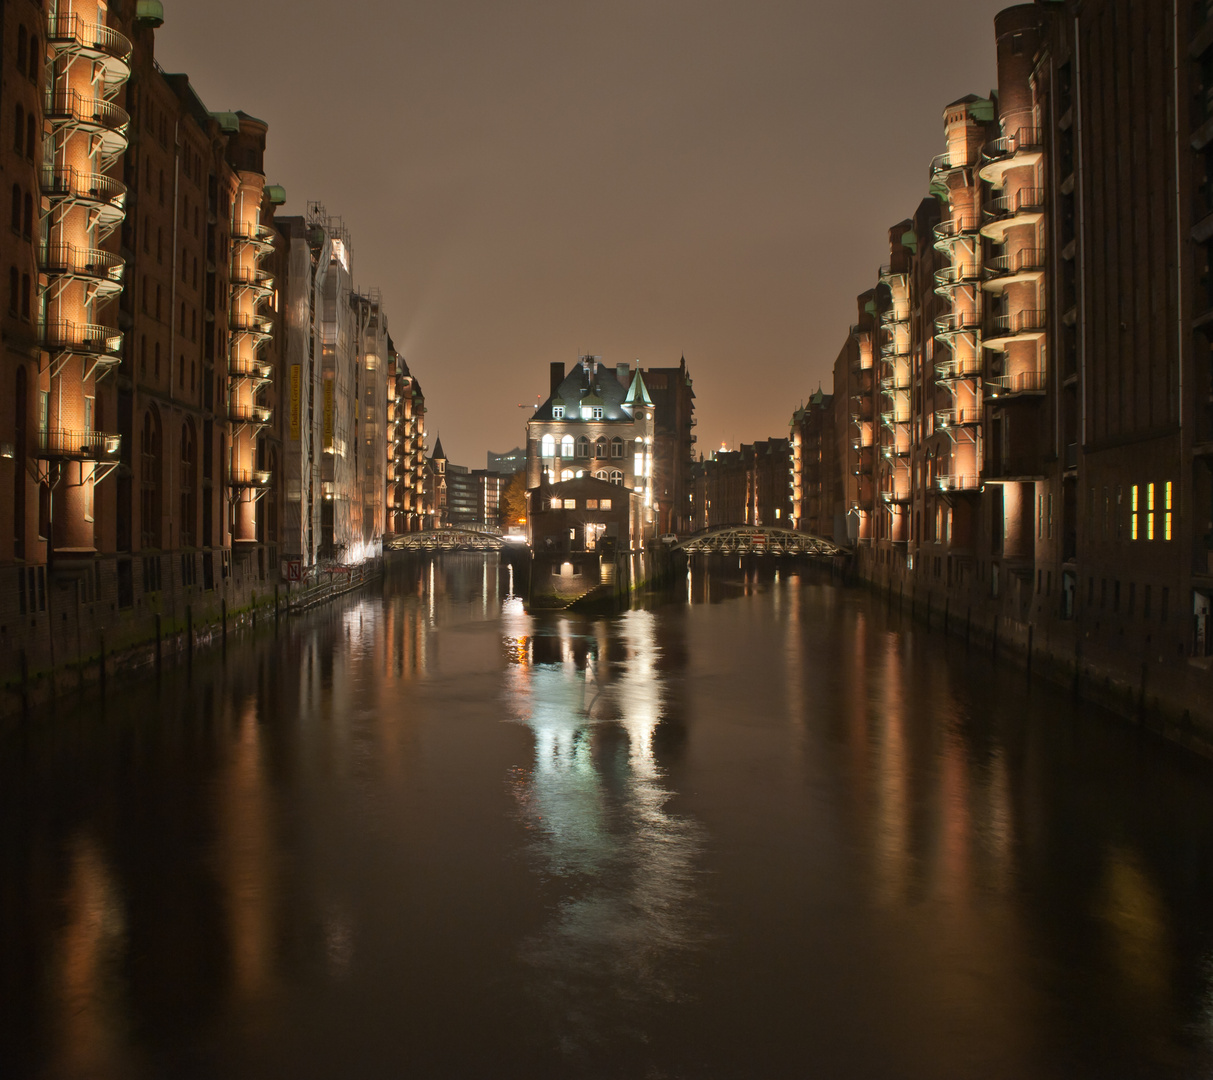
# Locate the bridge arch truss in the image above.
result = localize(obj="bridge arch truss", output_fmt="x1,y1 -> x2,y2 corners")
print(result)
674,525 -> 844,558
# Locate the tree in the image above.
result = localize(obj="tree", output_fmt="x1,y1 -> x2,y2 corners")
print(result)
500,470 -> 528,527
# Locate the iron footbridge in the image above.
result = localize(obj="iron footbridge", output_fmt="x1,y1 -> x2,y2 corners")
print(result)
674,525 -> 844,557
386,527 -> 512,552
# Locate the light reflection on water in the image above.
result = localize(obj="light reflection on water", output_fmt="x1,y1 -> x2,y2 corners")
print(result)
504,610 -> 706,1055
3,554 -> 1213,1078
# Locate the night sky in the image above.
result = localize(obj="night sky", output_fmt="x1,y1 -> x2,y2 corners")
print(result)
156,0 -> 1011,467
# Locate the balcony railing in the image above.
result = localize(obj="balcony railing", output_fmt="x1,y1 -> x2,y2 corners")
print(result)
935,311 -> 982,335
231,222 -> 276,249
35,428 -> 121,461
986,188 -> 1046,222
229,359 -> 273,381
934,264 -> 982,291
880,373 -> 911,392
933,217 -> 981,246
40,243 -> 125,290
985,248 -> 1046,279
987,370 -> 1047,395
229,313 -> 274,335
983,127 -> 1043,162
40,166 -> 127,221
44,89 -> 130,137
880,305 -> 909,326
229,468 -> 272,488
229,268 -> 274,292
228,404 -> 272,425
878,263 -> 908,286
936,473 -> 982,492
990,309 -> 1047,337
929,150 -> 975,178
935,358 -> 982,382
46,13 -> 133,66
935,406 -> 983,428
43,321 -> 123,358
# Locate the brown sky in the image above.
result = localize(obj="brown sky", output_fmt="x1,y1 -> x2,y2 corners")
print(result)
156,0 -> 1011,467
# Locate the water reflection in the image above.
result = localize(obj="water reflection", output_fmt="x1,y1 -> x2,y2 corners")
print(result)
4,554 -> 1213,1078
504,609 -> 704,1060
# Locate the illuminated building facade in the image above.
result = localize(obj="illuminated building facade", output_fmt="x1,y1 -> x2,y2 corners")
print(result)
525,354 -> 656,534
789,388 -> 836,538
797,1 -> 1213,735
387,346 -> 425,534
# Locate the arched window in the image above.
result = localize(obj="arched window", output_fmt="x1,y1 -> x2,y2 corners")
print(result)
13,104 -> 23,153
595,469 -> 608,481
560,469 -> 574,482
25,114 -> 34,159
22,192 -> 32,239
154,341 -> 160,376
20,273 -> 30,319
540,434 -> 555,458
11,184 -> 21,231
595,437 -> 607,459
140,335 -> 147,374
560,434 -> 574,458
576,435 -> 590,458
14,366 -> 26,559
610,437 -> 623,458
609,470 -> 624,485
16,27 -> 26,74
140,407 -> 163,549
27,35 -> 38,82
8,267 -> 17,314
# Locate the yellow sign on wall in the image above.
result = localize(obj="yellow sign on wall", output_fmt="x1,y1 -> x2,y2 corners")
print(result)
289,365 -> 301,440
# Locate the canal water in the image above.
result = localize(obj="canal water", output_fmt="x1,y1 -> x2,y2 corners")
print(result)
4,554 -> 1213,1079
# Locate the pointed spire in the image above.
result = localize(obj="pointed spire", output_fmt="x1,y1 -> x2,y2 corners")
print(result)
430,433 -> 446,461
625,368 -> 653,407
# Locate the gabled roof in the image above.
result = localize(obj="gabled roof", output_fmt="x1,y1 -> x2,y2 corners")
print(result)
530,359 -> 636,422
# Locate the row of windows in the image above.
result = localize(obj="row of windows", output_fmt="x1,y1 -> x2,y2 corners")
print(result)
550,497 -> 612,510
548,469 -> 626,485
540,434 -> 627,459
552,405 -> 602,420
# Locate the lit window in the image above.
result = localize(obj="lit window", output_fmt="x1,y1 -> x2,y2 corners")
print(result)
592,407 -> 603,419
1147,482 -> 1155,541
550,498 -> 563,509
560,468 -> 574,481
634,452 -> 644,476
585,499 -> 598,509
609,470 -> 623,485
610,438 -> 623,458
600,499 -> 611,510
552,406 -> 564,419
565,499 -> 576,509
1165,480 -> 1173,541
541,434 -> 555,458
1131,484 -> 1139,540
561,435 -> 574,457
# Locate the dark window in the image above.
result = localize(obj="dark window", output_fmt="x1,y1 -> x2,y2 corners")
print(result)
21,273 -> 30,319
25,114 -> 35,159
11,184 -> 21,231
23,192 -> 33,239
8,267 -> 17,314
14,365 -> 26,559
13,104 -> 23,153
27,36 -> 38,83
16,26 -> 27,73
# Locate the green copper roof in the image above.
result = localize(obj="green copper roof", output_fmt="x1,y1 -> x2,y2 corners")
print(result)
624,369 -> 653,407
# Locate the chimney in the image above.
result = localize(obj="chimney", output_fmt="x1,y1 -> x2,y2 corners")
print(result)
550,361 -> 564,395
616,362 -> 630,387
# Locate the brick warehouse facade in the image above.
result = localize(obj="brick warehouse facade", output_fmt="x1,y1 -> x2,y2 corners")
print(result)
0,2 -> 401,702
793,1 -> 1213,741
